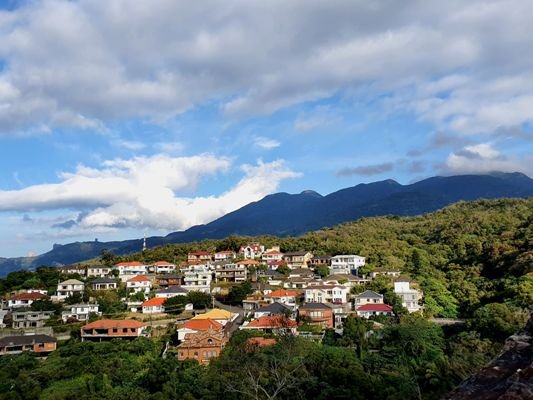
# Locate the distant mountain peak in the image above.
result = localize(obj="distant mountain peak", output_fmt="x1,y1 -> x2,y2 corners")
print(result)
300,190 -> 322,197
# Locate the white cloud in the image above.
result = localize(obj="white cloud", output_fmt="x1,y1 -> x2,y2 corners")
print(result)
153,141 -> 184,154
0,154 -> 300,231
253,136 -> 280,150
444,142 -> 533,175
0,1 -> 532,136
111,139 -> 146,151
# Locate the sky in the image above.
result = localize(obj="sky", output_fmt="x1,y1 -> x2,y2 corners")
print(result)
0,0 -> 532,257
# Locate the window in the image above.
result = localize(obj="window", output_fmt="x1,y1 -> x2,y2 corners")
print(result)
193,352 -> 198,359
113,328 -> 118,333
203,351 -> 207,359
122,328 -> 127,333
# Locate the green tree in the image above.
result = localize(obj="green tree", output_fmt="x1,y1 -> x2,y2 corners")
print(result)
469,303 -> 528,341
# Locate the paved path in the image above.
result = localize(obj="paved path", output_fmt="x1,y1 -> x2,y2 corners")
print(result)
430,317 -> 466,325
213,299 -> 244,335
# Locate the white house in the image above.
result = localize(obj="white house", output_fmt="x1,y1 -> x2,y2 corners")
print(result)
141,297 -> 166,314
214,251 -> 236,262
354,290 -> 384,306
356,303 -> 394,318
61,304 -> 100,322
8,292 -> 48,309
90,277 -> 118,291
329,255 -> 366,275
182,265 -> 212,293
304,285 -> 350,304
86,266 -> 112,278
113,262 -> 148,282
239,243 -> 265,259
54,279 -> 85,302
394,279 -> 423,313
126,275 -> 152,295
261,248 -> 284,263
369,269 -> 401,279
150,261 -> 176,274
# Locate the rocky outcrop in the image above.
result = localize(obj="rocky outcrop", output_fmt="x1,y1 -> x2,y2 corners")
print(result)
445,316 -> 533,399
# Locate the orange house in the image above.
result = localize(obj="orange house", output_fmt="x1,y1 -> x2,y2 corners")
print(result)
81,319 -> 146,341
177,329 -> 228,364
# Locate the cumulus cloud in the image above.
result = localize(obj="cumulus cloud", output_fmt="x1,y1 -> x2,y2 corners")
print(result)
0,154 -> 300,231
337,162 -> 394,177
444,142 -> 532,175
0,1 -> 532,136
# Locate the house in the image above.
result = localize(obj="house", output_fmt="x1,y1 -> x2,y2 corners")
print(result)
62,304 -> 100,322
369,268 -> 401,279
288,268 -> 315,278
157,273 -> 183,288
86,265 -> 112,278
0,310 -> 7,328
283,252 -> 314,268
261,248 -> 284,263
8,292 -> 48,309
177,329 -> 228,364
305,284 -> 350,304
191,308 -> 238,326
356,303 -> 394,318
215,263 -> 247,283
236,259 -> 261,268
12,311 -> 53,329
113,262 -> 148,282
298,303 -> 334,329
126,275 -> 152,295
0,335 -> 57,356
330,303 -> 352,333
187,251 -> 213,263
150,261 -> 176,274
256,269 -> 284,282
354,290 -> 384,306
58,265 -> 86,276
239,243 -> 265,259
155,286 -> 188,298
243,294 -> 271,315
267,260 -> 289,270
240,316 -> 298,336
309,255 -> 332,267
283,277 -> 316,289
214,251 -> 236,261
182,265 -> 212,293
254,302 -> 293,319
90,277 -> 118,291
81,319 -> 146,341
176,318 -> 223,341
53,279 -> 85,302
142,297 -> 166,313
329,255 -> 366,275
264,289 -> 303,307
394,278 -> 423,313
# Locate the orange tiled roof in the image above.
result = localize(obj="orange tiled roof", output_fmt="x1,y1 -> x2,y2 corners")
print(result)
264,250 -> 283,255
265,289 -> 303,298
179,319 -> 223,331
237,260 -> 260,265
11,292 -> 48,301
247,316 -> 297,328
81,319 -> 144,329
127,275 -> 151,282
142,297 -> 166,307
153,261 -> 174,266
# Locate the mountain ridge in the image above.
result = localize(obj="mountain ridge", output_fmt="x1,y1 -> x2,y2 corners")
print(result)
0,172 -> 532,275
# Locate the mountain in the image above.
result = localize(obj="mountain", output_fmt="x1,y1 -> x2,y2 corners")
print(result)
1,172 -> 532,275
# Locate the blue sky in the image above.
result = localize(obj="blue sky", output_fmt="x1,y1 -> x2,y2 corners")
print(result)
0,0 -> 532,257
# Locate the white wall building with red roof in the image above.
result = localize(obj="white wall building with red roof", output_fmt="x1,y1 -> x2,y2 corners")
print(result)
126,275 -> 152,295
113,261 -> 148,282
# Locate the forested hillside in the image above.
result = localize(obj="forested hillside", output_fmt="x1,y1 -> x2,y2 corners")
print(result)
113,198 -> 533,319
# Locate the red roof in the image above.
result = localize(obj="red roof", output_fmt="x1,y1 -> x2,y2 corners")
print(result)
237,260 -> 260,265
216,251 -> 234,254
10,292 -> 48,301
115,261 -> 144,267
82,319 -> 144,329
269,261 -> 287,266
246,316 -> 297,328
265,289 -> 302,298
142,297 -> 166,307
356,304 -> 394,312
179,319 -> 223,331
127,275 -> 151,282
153,261 -> 174,266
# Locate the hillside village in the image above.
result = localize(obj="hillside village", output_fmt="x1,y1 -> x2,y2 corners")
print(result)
0,243 -> 424,360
